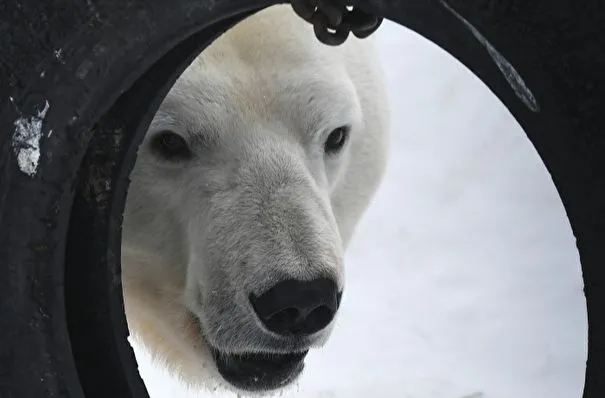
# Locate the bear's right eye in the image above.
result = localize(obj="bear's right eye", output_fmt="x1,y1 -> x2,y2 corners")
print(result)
150,130 -> 192,161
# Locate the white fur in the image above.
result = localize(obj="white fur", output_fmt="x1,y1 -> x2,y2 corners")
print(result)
121,4 -> 390,394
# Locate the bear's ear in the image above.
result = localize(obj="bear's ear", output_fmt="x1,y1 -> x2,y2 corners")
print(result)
150,130 -> 193,161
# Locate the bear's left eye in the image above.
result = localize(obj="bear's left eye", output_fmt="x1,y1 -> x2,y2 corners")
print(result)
150,130 -> 192,161
324,126 -> 350,154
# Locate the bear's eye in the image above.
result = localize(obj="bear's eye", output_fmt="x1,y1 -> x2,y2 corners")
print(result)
324,126 -> 350,154
150,130 -> 191,161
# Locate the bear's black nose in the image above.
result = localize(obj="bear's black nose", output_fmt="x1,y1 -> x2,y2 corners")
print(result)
249,278 -> 342,337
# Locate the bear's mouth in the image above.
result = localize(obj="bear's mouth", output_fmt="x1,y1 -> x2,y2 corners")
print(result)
211,347 -> 308,391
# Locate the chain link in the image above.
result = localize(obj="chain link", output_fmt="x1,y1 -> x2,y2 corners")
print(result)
291,0 -> 383,46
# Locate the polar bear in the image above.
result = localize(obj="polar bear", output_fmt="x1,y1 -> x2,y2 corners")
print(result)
121,3 -> 390,395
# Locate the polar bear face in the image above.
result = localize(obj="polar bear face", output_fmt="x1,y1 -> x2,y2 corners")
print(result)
122,51 -> 364,394
121,5 -> 389,395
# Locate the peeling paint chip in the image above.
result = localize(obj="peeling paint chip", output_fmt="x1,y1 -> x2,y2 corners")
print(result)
12,100 -> 50,177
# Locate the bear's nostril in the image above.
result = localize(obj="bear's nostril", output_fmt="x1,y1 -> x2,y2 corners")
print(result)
305,305 -> 333,331
249,278 -> 340,337
265,308 -> 302,332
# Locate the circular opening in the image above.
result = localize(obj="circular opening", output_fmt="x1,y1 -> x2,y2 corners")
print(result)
125,12 -> 587,398
40,2 -> 594,398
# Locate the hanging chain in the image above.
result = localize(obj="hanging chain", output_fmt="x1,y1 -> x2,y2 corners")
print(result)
291,0 -> 383,46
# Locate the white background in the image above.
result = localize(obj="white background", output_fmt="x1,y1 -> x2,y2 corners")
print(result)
130,18 -> 588,398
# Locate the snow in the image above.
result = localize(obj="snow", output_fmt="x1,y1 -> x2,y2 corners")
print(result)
130,20 -> 587,398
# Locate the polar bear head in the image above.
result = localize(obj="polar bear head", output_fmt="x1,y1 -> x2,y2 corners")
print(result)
121,5 -> 389,395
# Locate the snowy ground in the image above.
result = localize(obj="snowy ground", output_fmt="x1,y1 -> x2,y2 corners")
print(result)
130,19 -> 588,398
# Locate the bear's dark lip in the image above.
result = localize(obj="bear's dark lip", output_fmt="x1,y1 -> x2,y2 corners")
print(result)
210,346 -> 308,392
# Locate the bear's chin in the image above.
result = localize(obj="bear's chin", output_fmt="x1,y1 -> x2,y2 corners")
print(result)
210,346 -> 308,392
